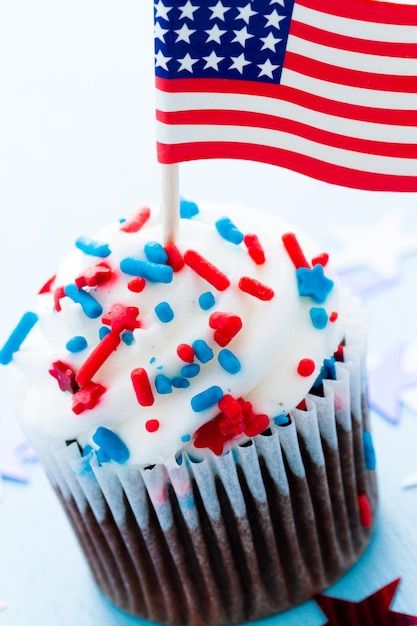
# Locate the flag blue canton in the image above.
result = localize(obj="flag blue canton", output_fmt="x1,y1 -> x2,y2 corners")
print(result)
154,0 -> 295,84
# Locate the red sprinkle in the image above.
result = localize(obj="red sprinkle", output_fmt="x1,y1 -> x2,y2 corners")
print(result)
128,277 -> 146,293
312,252 -> 329,267
218,394 -> 242,419
329,311 -> 339,323
102,304 -> 140,334
358,493 -> 372,527
334,344 -> 344,362
120,206 -> 151,233
145,419 -> 160,433
238,276 -> 274,301
184,250 -> 230,291
244,412 -> 269,438
297,358 -> 315,377
244,234 -> 265,265
76,332 -> 121,387
164,243 -> 185,272
209,312 -> 243,346
49,361 -> 79,393
53,286 -> 66,312
75,263 -> 113,289
131,368 -> 154,406
177,343 -> 195,363
72,382 -> 106,415
39,275 -> 56,294
282,232 -> 310,269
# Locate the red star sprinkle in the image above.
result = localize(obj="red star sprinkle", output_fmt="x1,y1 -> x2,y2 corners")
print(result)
75,263 -> 113,288
49,361 -> 79,393
315,578 -> 417,626
72,382 -> 106,415
101,303 -> 140,334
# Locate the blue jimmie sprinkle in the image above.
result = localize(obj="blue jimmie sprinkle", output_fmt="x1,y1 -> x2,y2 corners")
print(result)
0,311 -> 38,365
96,448 -> 111,464
144,241 -> 168,264
215,217 -> 244,245
192,339 -> 214,363
180,198 -> 199,219
120,258 -> 173,283
75,236 -> 111,258
363,430 -> 377,470
274,414 -> 291,427
172,377 -> 190,389
99,326 -> 111,340
199,291 -> 216,310
66,335 -> 88,353
181,363 -> 201,378
82,445 -> 93,457
312,356 -> 336,389
155,302 -> 174,323
92,427 -> 130,464
122,331 -> 135,345
309,307 -> 328,330
64,284 -> 103,319
296,265 -> 334,304
191,386 -> 224,412
181,434 -> 191,443
218,349 -> 241,374
155,374 -> 172,394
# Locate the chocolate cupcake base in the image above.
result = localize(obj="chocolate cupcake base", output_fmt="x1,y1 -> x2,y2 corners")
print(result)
34,343 -> 377,626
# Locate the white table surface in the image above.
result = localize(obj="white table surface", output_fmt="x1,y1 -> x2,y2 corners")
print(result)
1,1 -> 417,624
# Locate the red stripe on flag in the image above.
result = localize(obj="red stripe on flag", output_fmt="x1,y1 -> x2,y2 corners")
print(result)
156,109 -> 417,159
290,20 -> 417,58
297,0 -> 417,26
156,141 -> 417,192
285,51 -> 417,92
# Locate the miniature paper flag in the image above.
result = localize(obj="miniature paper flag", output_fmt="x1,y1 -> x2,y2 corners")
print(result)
154,0 -> 417,191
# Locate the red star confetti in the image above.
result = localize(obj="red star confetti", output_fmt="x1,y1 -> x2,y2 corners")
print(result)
101,303 -> 140,334
315,578 -> 417,626
49,360 -> 79,393
72,382 -> 106,415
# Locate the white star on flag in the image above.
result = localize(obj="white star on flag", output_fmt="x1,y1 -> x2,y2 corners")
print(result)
205,23 -> 227,44
229,53 -> 251,73
270,0 -> 286,6
258,58 -> 280,78
155,49 -> 171,70
177,52 -> 199,72
154,1 -> 172,20
260,31 -> 282,52
154,21 -> 168,43
178,1 -> 199,20
232,26 -> 254,47
175,23 -> 196,43
209,1 -> 230,21
264,9 -> 287,29
203,50 -> 225,70
236,3 -> 257,24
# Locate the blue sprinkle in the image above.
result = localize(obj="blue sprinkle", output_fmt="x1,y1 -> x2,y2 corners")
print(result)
75,236 -> 111,258
363,430 -> 377,470
172,377 -> 190,389
64,284 -> 103,319
0,311 -> 38,365
199,291 -> 216,310
155,301 -> 174,323
82,445 -> 93,457
309,307 -> 328,330
181,434 -> 191,443
192,339 -> 213,363
181,363 -> 201,378
180,198 -> 199,219
296,265 -> 334,304
120,258 -> 173,283
218,349 -> 241,374
144,241 -> 168,264
150,357 -> 156,364
312,356 -> 336,389
274,414 -> 291,427
99,326 -> 111,340
155,374 -> 172,394
96,448 -> 111,464
191,386 -> 223,412
66,335 -> 88,353
92,426 -> 130,464
122,331 -> 135,345
215,217 -> 244,245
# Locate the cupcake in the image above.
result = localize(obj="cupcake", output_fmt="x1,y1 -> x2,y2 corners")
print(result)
0,200 -> 377,625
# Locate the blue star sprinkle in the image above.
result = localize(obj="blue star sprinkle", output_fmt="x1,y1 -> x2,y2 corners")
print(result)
296,265 -> 334,304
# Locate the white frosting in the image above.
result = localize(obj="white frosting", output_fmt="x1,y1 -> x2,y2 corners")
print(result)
10,202 -> 346,467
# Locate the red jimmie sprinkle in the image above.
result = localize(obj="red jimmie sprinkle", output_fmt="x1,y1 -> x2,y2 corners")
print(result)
209,312 -> 242,346
297,358 -> 315,377
75,263 -> 113,289
131,367 -> 154,406
238,276 -> 274,301
312,252 -> 329,267
39,275 -> 56,294
128,277 -> 146,293
244,234 -> 265,265
164,243 -> 185,272
145,419 -> 160,433
184,250 -> 230,291
76,332 -> 121,387
53,286 -> 66,312
282,232 -> 310,269
329,311 -> 339,323
120,206 -> 151,233
218,394 -> 242,419
358,494 -> 373,527
177,343 -> 195,363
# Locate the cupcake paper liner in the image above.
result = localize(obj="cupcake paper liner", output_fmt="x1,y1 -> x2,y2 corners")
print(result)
28,326 -> 377,626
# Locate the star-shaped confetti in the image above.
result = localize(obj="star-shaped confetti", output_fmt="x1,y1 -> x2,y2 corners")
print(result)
315,578 -> 417,625
329,209 -> 417,282
368,344 -> 417,424
49,360 -> 79,393
101,303 -> 140,334
296,264 -> 334,304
